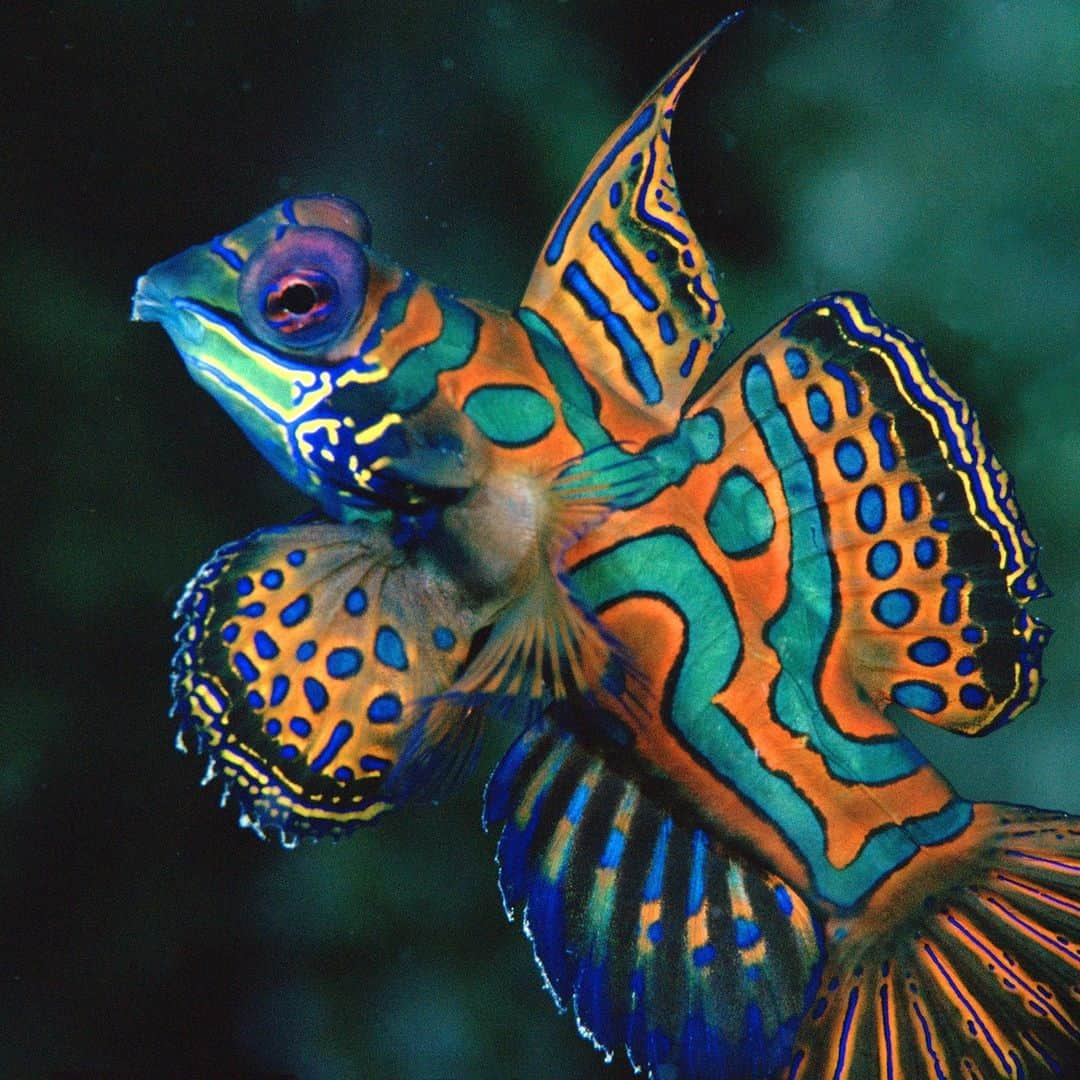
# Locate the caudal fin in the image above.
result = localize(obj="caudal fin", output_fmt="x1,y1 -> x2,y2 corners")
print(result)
790,803 -> 1080,1078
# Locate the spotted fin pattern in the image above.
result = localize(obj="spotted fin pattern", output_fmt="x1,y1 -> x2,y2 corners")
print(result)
791,806 -> 1080,1078
172,518 -> 485,839
689,292 -> 1049,737
521,18 -> 735,427
484,717 -> 824,1079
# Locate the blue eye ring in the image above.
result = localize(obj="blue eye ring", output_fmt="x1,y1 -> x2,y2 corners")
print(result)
239,225 -> 367,354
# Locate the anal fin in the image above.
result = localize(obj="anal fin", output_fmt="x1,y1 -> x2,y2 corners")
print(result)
484,716 -> 824,1078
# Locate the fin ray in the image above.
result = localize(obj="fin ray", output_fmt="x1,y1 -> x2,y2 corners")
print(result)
484,716 -> 824,1078
171,518 -> 488,839
521,19 -> 739,424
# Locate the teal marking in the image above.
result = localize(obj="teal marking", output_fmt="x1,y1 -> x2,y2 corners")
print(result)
571,526 -> 947,908
708,467 -> 774,557
522,309 -> 725,507
386,289 -> 480,414
517,307 -> 609,452
744,359 -> 924,784
570,531 -> 741,732
463,384 -> 555,447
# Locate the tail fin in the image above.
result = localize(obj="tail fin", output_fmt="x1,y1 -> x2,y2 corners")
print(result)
790,804 -> 1080,1077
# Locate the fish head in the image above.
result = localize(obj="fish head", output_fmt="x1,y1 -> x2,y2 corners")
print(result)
132,195 -> 413,516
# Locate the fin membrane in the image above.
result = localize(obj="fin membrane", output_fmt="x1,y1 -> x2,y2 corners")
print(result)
791,805 -> 1080,1078
521,18 -> 738,423
691,291 -> 1049,735
484,717 -> 824,1078
172,517 -> 488,841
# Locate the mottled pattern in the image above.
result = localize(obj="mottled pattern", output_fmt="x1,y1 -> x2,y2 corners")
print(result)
135,17 -> 1078,1080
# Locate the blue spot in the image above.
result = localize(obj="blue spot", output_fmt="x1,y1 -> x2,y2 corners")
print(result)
326,646 -> 363,679
566,781 -> 592,825
647,920 -> 664,945
236,576 -> 254,596
869,413 -> 897,470
893,680 -> 947,714
234,652 -> 259,682
237,602 -> 266,618
344,587 -> 367,616
962,626 -> 983,644
289,716 -> 312,737
806,386 -> 833,431
253,630 -> 279,660
432,626 -> 456,651
359,754 -> 391,772
645,249 -> 659,263
598,828 -> 626,870
873,589 -> 917,628
608,181 -> 622,208
774,885 -> 794,917
930,516 -> 950,533
303,677 -> 329,713
296,640 -> 316,661
221,623 -> 240,643
900,482 -> 920,521
265,718 -> 281,736
247,690 -> 264,709
956,657 -> 976,676
940,575 -> 963,625
280,744 -> 299,760
823,360 -> 861,416
868,541 -> 901,580
914,537 -> 938,568
270,674 -> 290,706
692,943 -> 717,967
286,549 -> 306,566
334,765 -> 355,781
368,693 -> 402,723
960,684 -> 989,710
682,250 -> 695,268
375,626 -> 408,670
856,485 -> 886,533
908,638 -> 950,666
734,918 -> 762,949
261,569 -> 284,589
280,594 -> 312,627
310,719 -> 354,772
784,348 -> 809,378
679,338 -> 700,378
657,312 -> 677,344
834,438 -> 866,480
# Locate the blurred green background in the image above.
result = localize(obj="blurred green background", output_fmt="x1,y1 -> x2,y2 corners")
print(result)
4,1 -> 1077,1076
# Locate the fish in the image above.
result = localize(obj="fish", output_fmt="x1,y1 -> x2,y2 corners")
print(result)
132,17 -> 1079,1079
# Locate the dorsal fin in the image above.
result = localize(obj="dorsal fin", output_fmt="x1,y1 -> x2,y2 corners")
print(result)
483,715 -> 824,1078
688,291 -> 1049,735
520,18 -> 739,428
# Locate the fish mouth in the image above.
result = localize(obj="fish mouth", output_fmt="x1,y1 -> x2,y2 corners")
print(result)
130,274 -> 169,323
131,275 -> 206,345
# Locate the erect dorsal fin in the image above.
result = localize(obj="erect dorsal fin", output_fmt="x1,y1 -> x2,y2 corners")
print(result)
520,18 -> 738,429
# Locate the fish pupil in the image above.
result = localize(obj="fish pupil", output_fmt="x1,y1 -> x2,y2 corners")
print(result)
278,281 -> 318,314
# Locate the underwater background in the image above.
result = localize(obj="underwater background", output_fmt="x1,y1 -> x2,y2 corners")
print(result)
5,1 -> 1077,1076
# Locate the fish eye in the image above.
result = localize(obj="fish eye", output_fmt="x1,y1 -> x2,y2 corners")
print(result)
239,226 -> 367,354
